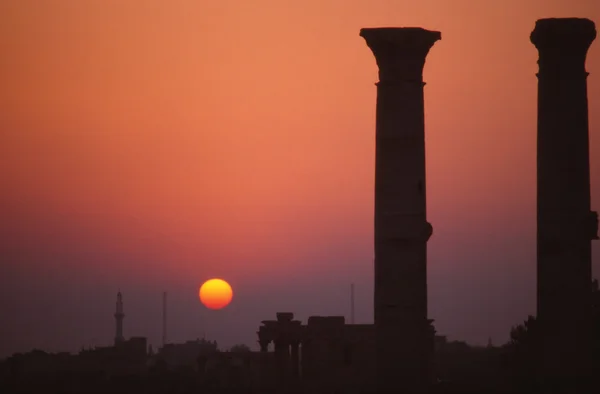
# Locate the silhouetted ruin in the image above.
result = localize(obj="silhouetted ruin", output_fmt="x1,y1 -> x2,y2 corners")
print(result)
256,312 -> 440,393
360,27 -> 441,394
531,17 -> 598,392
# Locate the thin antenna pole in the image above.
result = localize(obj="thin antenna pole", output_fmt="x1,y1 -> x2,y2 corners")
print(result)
162,291 -> 167,347
350,283 -> 355,324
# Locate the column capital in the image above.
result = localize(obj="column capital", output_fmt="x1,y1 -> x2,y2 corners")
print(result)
360,27 -> 441,83
531,18 -> 596,76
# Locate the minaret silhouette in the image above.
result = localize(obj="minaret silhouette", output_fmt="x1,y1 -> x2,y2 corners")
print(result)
114,291 -> 125,345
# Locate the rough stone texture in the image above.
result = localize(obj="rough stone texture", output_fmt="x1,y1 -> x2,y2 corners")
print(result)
360,27 -> 440,394
531,17 -> 598,390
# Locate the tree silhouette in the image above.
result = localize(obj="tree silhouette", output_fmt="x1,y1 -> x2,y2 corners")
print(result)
505,314 -> 539,389
509,315 -> 538,349
509,279 -> 600,348
505,278 -> 600,390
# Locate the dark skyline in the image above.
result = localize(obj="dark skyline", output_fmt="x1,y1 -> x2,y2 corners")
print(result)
1,0 -> 600,360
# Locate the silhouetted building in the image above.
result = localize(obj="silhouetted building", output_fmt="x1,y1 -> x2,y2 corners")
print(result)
202,351 -> 265,390
78,337 -> 148,377
359,27 -> 441,394
159,338 -> 218,370
531,17 -> 598,389
3,338 -> 149,393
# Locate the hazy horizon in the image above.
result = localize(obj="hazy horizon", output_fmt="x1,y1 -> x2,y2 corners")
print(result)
1,0 -> 599,358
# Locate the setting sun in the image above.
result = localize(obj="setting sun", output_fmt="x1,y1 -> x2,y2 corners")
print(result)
199,279 -> 233,310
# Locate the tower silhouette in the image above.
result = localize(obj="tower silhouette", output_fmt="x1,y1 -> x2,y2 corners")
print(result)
114,291 -> 125,345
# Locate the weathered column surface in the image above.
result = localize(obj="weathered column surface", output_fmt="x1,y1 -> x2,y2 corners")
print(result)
360,27 -> 440,394
531,17 -> 598,389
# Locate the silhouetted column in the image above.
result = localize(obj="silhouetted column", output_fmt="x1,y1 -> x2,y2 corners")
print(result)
300,338 -> 312,379
531,18 -> 598,390
258,327 -> 268,352
257,327 -> 272,388
290,342 -> 300,378
360,27 -> 440,394
274,339 -> 289,386
258,335 -> 270,352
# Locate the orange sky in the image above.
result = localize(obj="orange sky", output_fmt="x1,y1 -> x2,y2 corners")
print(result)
1,0 -> 599,356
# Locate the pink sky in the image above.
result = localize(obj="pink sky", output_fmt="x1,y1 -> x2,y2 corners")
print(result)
1,0 -> 599,356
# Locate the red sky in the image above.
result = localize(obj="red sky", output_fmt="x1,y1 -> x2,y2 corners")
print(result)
1,0 -> 599,356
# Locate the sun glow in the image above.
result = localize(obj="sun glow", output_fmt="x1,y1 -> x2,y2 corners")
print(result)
199,278 -> 233,310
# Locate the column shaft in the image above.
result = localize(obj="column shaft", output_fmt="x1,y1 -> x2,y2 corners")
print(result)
531,17 -> 597,388
290,343 -> 300,378
374,79 -> 431,391
274,340 -> 290,387
361,27 -> 440,394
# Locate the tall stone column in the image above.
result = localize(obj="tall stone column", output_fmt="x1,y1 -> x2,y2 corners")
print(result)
258,326 -> 270,352
274,339 -> 290,388
360,27 -> 441,394
531,18 -> 598,390
290,342 -> 300,378
258,340 -> 269,352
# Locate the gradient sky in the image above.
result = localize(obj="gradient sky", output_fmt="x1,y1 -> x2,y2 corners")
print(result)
1,0 -> 599,357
